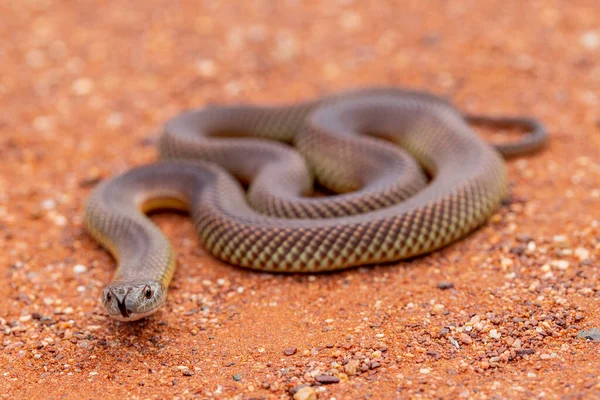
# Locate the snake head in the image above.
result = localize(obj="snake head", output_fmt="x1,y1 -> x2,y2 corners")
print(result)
102,280 -> 166,322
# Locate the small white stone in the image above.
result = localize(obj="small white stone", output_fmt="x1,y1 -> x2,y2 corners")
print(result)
575,247 -> 590,261
72,78 -> 94,95
293,386 -> 317,400
580,31 -> 600,49
89,371 -> 98,376
41,199 -> 56,210
196,59 -> 218,78
274,33 -> 297,61
419,368 -> 431,374
53,214 -> 67,226
73,264 -> 87,274
501,257 -> 513,268
224,81 -> 241,96
541,264 -> 551,272
77,285 -> 86,293
551,260 -> 570,270
247,25 -> 267,42
553,235 -> 567,243
490,329 -> 501,339
33,116 -> 54,132
340,11 -> 362,30
106,113 -> 123,128
25,49 -> 46,68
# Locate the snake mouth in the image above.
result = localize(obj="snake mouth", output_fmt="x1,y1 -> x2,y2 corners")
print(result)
109,308 -> 159,322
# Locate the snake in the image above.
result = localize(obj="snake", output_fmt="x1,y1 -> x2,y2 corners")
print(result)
84,87 -> 547,321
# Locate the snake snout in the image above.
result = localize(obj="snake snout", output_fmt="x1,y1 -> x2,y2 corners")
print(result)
117,295 -> 133,319
102,281 -> 166,321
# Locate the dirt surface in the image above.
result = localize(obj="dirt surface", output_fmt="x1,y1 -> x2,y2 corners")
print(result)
1,1 -> 600,399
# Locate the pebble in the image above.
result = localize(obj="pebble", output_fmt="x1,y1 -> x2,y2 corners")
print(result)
459,333 -> 473,344
71,78 -> 94,95
580,31 -> 600,49
106,113 -> 123,128
577,328 -> 600,341
274,33 -> 297,61
551,260 -> 570,270
284,347 -> 298,356
490,329 -> 501,339
196,59 -> 218,78
73,264 -> 87,274
293,386 -> 317,400
33,116 -> 54,133
575,247 -> 590,261
437,281 -> 454,290
516,349 -> 535,356
19,315 -> 31,322
41,199 -> 56,210
25,49 -> 46,68
344,360 -> 359,376
449,337 -> 460,349
340,11 -> 362,30
314,374 -> 340,384
516,234 -> 533,242
232,373 -> 242,381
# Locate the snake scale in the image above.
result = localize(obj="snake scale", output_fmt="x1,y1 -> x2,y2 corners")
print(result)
84,88 -> 547,321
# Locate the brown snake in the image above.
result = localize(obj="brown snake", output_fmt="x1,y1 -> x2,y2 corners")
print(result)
84,87 -> 547,321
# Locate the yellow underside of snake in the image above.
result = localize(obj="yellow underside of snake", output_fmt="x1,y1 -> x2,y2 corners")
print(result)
84,87 -> 547,321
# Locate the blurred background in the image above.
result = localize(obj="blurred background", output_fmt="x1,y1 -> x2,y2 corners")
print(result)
2,1 -> 598,152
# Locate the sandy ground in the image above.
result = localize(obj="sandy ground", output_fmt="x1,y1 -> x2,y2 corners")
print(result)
1,0 -> 600,399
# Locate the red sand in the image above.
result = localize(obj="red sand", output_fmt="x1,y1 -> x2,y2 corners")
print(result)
1,1 -> 600,399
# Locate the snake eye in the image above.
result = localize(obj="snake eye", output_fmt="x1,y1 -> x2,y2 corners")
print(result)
106,292 -> 112,302
144,286 -> 153,299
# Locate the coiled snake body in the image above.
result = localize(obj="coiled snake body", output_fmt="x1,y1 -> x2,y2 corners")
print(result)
84,88 -> 547,321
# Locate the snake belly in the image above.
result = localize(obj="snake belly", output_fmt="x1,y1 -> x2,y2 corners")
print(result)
84,87 -> 547,321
